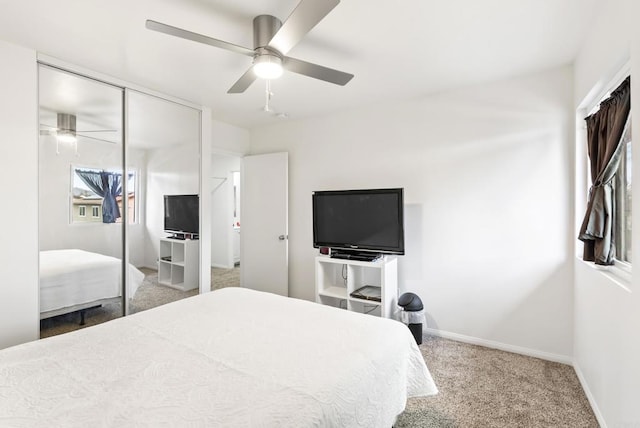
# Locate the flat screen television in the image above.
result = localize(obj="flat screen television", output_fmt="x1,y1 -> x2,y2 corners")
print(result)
312,188 -> 404,257
164,194 -> 199,236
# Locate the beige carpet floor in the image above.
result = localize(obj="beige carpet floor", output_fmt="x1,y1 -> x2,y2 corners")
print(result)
395,335 -> 598,427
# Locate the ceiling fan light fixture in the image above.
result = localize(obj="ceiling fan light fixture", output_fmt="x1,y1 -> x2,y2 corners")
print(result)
253,54 -> 283,80
56,130 -> 77,144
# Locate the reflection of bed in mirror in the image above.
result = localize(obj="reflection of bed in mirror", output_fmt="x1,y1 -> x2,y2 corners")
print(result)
39,249 -> 144,321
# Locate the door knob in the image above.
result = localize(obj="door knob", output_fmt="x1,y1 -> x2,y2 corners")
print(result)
278,235 -> 287,241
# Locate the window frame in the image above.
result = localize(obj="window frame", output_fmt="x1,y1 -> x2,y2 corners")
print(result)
613,119 -> 632,268
578,62 -> 632,282
70,164 -> 139,225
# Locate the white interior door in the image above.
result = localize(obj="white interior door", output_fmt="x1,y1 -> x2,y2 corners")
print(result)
240,152 -> 288,296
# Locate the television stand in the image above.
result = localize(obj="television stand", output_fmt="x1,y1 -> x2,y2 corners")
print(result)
330,250 -> 381,262
315,255 -> 398,318
158,238 -> 199,291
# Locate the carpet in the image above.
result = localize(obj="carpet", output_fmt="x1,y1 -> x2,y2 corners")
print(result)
394,335 -> 598,427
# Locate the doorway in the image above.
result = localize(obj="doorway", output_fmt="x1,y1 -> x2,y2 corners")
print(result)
211,153 -> 242,289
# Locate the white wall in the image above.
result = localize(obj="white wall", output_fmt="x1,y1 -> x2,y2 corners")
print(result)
143,143 -> 200,268
572,0 -> 640,426
212,120 -> 250,155
249,66 -> 574,360
0,41 -> 39,348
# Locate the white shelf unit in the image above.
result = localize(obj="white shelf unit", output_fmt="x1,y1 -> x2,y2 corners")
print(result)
158,238 -> 199,291
315,255 -> 398,318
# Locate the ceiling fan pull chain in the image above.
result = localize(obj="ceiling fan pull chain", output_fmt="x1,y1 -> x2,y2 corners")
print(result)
264,80 -> 273,112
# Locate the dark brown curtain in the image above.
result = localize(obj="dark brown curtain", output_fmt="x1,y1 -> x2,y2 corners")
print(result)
578,76 -> 631,265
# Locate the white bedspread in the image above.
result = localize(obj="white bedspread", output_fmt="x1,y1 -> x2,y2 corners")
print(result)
39,249 -> 145,313
0,288 -> 437,427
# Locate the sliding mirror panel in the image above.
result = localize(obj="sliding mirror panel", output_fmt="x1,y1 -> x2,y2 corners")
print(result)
126,90 -> 201,309
38,65 -> 127,337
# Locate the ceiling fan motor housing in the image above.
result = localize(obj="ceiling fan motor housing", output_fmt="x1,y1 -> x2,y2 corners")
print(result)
253,15 -> 282,50
57,113 -> 76,136
252,15 -> 284,79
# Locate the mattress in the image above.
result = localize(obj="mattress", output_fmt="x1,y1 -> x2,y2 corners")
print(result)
0,287 -> 437,427
39,249 -> 145,314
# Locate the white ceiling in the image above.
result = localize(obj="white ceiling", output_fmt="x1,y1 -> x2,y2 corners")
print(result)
1,0 -> 597,130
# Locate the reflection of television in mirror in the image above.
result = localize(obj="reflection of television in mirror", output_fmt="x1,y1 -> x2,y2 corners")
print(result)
164,194 -> 199,239
312,188 -> 404,260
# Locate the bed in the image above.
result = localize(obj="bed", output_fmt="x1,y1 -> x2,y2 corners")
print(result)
39,249 -> 145,320
0,287 -> 437,427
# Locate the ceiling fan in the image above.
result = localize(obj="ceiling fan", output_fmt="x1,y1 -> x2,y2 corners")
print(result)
145,0 -> 354,94
40,113 -> 119,154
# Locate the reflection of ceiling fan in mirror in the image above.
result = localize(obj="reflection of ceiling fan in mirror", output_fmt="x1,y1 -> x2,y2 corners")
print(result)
145,0 -> 353,94
40,113 -> 118,154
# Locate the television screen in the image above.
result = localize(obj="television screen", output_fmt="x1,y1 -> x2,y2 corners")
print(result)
312,188 -> 404,255
164,194 -> 199,235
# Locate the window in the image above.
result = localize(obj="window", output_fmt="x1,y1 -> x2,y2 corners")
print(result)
578,73 -> 631,267
71,166 -> 137,224
614,119 -> 632,264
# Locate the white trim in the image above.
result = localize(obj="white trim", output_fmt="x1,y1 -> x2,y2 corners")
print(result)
424,327 -> 572,365
211,262 -> 234,269
573,363 -> 608,428
576,257 -> 632,293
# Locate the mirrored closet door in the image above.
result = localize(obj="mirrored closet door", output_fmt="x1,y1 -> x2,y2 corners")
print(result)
126,90 -> 201,310
38,65 -> 127,337
38,65 -> 204,338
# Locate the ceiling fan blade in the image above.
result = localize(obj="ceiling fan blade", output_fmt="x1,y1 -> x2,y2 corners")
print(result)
267,0 -> 340,55
77,134 -> 120,144
283,56 -> 353,86
227,67 -> 258,94
146,20 -> 255,57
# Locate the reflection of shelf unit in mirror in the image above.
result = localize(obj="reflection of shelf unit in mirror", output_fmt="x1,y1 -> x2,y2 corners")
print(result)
158,238 -> 199,291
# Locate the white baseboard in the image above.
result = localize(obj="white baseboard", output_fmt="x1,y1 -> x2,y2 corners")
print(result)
573,363 -> 607,428
211,263 -> 234,269
423,327 -> 573,365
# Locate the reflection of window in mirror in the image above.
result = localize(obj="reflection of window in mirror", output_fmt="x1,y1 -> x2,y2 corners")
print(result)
233,171 -> 241,228
70,166 -> 138,224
